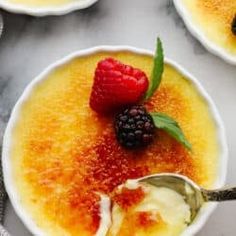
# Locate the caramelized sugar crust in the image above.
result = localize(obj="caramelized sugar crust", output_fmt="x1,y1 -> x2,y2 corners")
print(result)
11,52 -> 219,235
182,0 -> 236,54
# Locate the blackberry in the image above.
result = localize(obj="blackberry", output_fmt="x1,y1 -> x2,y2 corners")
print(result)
232,15 -> 236,35
114,105 -> 155,149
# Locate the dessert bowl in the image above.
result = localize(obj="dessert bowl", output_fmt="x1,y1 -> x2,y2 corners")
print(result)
2,46 -> 228,236
0,0 -> 98,16
173,0 -> 236,65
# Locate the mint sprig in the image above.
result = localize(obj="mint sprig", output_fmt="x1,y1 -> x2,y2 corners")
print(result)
145,38 -> 164,100
151,112 -> 192,150
144,38 -> 192,151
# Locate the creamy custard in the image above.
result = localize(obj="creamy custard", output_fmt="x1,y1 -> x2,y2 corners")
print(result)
10,51 -> 219,235
180,0 -> 236,55
109,180 -> 191,236
8,0 -> 74,7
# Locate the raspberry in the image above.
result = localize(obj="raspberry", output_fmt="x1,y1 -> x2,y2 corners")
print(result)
114,105 -> 155,149
89,58 -> 149,113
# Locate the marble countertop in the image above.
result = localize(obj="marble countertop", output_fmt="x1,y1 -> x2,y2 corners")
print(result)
0,0 -> 235,235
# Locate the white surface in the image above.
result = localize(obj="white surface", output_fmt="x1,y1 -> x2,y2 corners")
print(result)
2,46 -> 227,236
0,0 -> 235,235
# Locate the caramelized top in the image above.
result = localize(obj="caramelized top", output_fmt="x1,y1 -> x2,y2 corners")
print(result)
112,187 -> 145,210
11,51 -> 219,236
182,0 -> 236,54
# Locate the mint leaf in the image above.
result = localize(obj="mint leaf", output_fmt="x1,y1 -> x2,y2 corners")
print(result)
150,112 -> 192,150
145,38 -> 164,100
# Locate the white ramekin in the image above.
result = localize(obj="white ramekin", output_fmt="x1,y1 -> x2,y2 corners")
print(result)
0,0 -> 98,16
173,0 -> 236,65
2,46 -> 228,236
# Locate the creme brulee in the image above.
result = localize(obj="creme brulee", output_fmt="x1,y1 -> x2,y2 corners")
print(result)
180,0 -> 236,55
10,51 -> 219,235
8,0 -> 74,7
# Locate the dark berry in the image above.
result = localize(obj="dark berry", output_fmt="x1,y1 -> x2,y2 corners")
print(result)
114,105 -> 155,149
232,15 -> 236,35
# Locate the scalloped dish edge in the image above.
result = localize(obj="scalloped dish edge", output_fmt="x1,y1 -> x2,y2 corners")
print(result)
0,0 -> 98,16
2,46 -> 228,236
173,0 -> 236,65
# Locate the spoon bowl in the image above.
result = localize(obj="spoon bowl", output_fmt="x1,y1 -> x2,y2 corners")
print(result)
139,173 -> 236,223
139,173 -> 204,222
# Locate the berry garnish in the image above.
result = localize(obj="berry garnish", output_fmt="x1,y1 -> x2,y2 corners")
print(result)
114,38 -> 191,150
89,58 -> 149,113
89,37 -> 192,150
232,15 -> 236,35
114,105 -> 155,149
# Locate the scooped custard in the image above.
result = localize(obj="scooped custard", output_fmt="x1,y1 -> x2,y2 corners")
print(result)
10,51 -> 219,235
179,0 -> 236,55
8,0 -> 73,7
109,180 -> 191,236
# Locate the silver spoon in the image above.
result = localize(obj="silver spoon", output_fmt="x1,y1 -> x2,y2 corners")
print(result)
138,173 -> 236,222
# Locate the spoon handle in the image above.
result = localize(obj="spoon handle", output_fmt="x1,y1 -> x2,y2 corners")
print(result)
202,187 -> 236,201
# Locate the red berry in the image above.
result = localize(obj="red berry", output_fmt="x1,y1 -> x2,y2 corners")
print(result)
89,58 -> 149,113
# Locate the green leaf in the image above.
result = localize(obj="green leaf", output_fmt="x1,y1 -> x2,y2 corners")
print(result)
145,38 -> 164,100
150,112 -> 192,150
